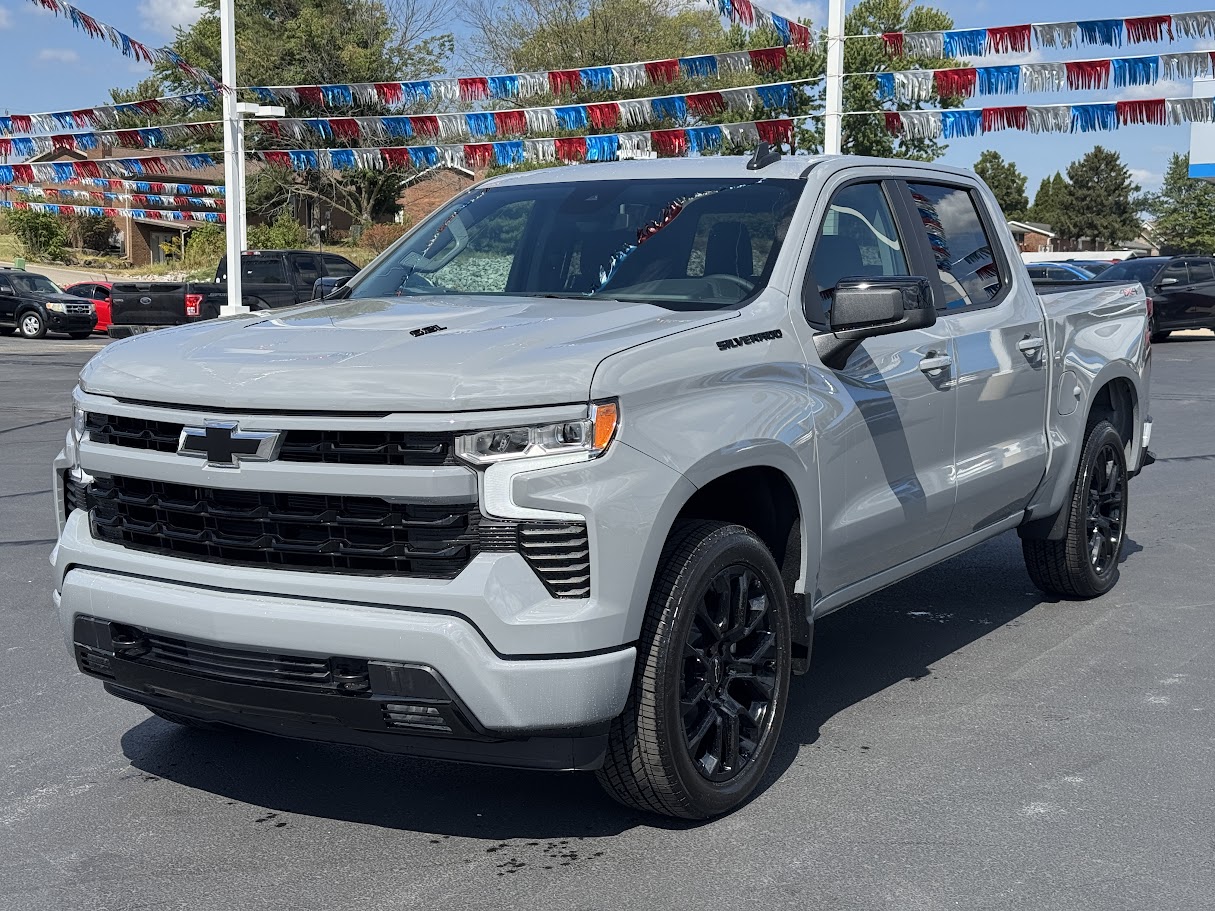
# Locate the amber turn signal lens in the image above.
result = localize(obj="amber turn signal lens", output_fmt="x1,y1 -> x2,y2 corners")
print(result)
592,402 -> 619,451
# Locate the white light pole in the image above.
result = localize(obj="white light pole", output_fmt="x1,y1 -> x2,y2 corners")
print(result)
824,0 -> 846,156
219,0 -> 246,316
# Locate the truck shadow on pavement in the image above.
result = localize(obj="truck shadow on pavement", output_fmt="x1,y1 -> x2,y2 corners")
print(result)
120,530 -> 1139,838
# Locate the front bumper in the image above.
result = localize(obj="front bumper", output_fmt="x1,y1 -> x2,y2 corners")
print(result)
47,312 -> 97,333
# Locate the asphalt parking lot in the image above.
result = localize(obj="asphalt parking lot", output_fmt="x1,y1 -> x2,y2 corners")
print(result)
2,331 -> 1214,911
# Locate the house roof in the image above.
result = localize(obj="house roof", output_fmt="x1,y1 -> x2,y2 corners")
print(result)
1008,220 -> 1056,236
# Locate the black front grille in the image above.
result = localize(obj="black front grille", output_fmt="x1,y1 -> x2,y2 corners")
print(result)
482,521 -> 591,598
84,412 -> 457,466
63,469 -> 88,519
88,475 -> 479,577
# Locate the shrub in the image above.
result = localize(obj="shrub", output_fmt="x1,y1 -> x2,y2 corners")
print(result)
247,211 -> 308,250
64,214 -> 115,252
361,222 -> 410,252
7,208 -> 67,258
182,224 -> 226,271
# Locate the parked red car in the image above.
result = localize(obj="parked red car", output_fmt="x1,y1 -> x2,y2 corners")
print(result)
63,281 -> 112,333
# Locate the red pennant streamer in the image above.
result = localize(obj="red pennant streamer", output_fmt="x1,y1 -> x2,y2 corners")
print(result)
13,165 -> 34,183
410,115 -> 440,137
748,46 -> 787,73
77,162 -> 102,178
586,103 -> 620,130
651,128 -> 687,157
463,143 -> 495,167
986,25 -> 1032,53
262,151 -> 291,168
10,115 -> 31,132
734,0 -> 755,26
259,120 -> 281,137
548,69 -> 582,95
71,109 -> 95,127
686,92 -> 726,116
1125,15 -> 1173,44
554,136 -> 587,162
103,207 -> 118,218
375,83 -> 404,105
934,68 -> 978,99
884,112 -> 903,134
788,21 -> 812,52
128,39 -> 154,64
645,60 -> 680,84
1116,98 -> 1166,125
882,32 -> 904,56
0,139 -> 9,155
140,157 -> 168,175
115,130 -> 142,146
380,147 -> 412,167
134,99 -> 163,115
981,105 -> 1028,132
458,77 -> 490,101
756,119 -> 794,147
494,109 -> 528,135
329,118 -> 361,139
1066,60 -> 1110,90
295,86 -> 324,107
50,134 -> 76,150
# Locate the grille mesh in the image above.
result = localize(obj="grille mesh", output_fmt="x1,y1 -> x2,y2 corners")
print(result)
140,633 -> 364,693
481,521 -> 591,598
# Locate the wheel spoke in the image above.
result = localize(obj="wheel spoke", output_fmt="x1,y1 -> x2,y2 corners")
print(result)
685,705 -> 717,753
717,704 -> 742,773
680,679 -> 711,718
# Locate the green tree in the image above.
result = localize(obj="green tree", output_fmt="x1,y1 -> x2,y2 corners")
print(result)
1028,172 -> 1068,229
1144,153 -> 1215,254
6,207 -> 67,259
247,211 -> 310,249
973,151 -> 1028,220
1054,147 -> 1141,247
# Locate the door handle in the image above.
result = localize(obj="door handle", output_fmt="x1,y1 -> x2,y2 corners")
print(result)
918,354 -> 952,376
1018,336 -> 1044,357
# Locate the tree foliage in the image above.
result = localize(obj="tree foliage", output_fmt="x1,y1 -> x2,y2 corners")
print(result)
7,208 -> 68,260
1053,147 -> 1141,246
1144,153 -> 1215,255
247,211 -> 310,249
973,151 -> 1028,220
1028,172 -> 1068,228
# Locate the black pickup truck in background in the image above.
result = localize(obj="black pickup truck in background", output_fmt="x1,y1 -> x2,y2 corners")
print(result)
108,249 -> 361,338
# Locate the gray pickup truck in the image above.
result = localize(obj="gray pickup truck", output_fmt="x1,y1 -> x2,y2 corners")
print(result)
52,152 -> 1152,819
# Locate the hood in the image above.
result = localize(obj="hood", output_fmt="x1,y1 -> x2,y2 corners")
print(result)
80,294 -> 737,412
40,293 -> 90,304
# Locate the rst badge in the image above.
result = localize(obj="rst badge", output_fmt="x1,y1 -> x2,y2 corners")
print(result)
177,422 -> 281,468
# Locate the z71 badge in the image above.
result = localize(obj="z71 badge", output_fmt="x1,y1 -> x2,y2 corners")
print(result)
716,329 -> 783,351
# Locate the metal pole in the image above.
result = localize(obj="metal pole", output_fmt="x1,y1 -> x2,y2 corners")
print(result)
824,0 -> 845,156
219,0 -> 248,316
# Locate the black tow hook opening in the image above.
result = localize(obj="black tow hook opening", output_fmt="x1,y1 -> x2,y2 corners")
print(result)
109,624 -> 150,659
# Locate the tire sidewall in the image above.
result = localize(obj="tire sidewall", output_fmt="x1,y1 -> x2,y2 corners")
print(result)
656,526 -> 792,817
1071,421 -> 1128,595
19,311 -> 45,339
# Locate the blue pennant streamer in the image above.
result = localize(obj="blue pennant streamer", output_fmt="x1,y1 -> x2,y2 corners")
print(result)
770,14 -> 792,46
119,159 -> 143,174
1079,19 -> 1124,46
303,118 -> 333,138
465,112 -> 497,137
52,112 -> 76,129
943,29 -> 987,57
493,141 -> 526,166
45,204 -> 60,215
52,163 -> 76,182
586,134 -> 619,161
409,146 -> 439,168
139,128 -> 165,147
12,138 -> 34,157
756,83 -> 792,109
130,209 -> 146,218
977,65 -> 1020,95
680,55 -> 718,79
555,105 -> 589,129
875,73 -> 895,101
323,85 -> 354,106
488,75 -> 519,98
328,149 -> 355,170
381,116 -> 413,137
1071,103 -> 1118,132
182,93 -> 211,108
185,154 -> 216,169
0,167 -> 11,184
686,125 -> 723,154
651,97 -> 687,121
579,67 -> 614,91
250,88 -> 275,103
75,133 -> 99,151
0,118 -> 10,133
942,109 -> 982,138
1112,56 -> 1159,87
87,207 -> 104,217
289,150 -> 319,170
399,81 -> 433,103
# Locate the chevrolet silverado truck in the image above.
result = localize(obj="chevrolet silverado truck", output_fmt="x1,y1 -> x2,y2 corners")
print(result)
107,249 -> 361,338
52,151 -> 1152,819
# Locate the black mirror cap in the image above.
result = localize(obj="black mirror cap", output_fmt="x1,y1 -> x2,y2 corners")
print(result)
813,276 -> 936,368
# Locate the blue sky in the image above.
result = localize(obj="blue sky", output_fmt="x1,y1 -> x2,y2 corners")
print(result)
0,0 -> 1206,199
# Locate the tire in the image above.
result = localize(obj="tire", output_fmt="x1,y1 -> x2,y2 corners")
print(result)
1023,419 -> 1128,599
597,520 -> 792,819
68,331 -> 92,340
18,311 -> 47,339
1149,315 -> 1170,344
149,707 -> 222,730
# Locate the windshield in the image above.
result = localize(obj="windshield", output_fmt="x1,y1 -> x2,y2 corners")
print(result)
346,177 -> 802,308
9,273 -> 62,295
1100,260 -> 1164,284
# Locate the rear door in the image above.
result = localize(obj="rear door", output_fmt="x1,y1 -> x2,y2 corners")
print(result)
287,254 -> 322,303
899,179 -> 1049,543
1152,260 -> 1190,327
0,275 -> 17,324
1182,259 -> 1215,326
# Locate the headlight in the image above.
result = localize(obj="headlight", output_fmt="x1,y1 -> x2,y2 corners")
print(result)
72,405 -> 86,442
66,405 -> 86,470
47,301 -> 67,313
456,401 -> 619,465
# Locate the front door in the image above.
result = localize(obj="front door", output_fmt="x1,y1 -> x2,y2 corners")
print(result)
900,180 -> 1049,543
1176,259 -> 1215,327
0,275 -> 16,324
800,179 -> 959,598
1153,259 -> 1191,328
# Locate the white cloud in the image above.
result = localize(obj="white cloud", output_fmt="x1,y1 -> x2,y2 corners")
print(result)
0,8 -> 12,30
38,48 -> 79,64
1120,79 -> 1190,100
138,0 -> 204,38
761,0 -> 826,27
1130,168 -> 1163,190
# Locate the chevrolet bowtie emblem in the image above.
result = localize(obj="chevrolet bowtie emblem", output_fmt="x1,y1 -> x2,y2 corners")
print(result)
177,422 -> 281,468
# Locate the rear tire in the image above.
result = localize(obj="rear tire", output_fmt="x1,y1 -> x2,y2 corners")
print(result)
1023,419 -> 1127,599
68,331 -> 92,340
597,520 -> 792,819
18,311 -> 46,339
1150,331 -> 1170,343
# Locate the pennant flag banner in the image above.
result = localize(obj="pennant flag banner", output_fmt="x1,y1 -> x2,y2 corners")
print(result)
64,177 -> 225,196
879,95 -> 1213,139
8,185 -> 225,209
0,121 -> 220,155
251,118 -> 800,171
0,198 -> 225,223
874,11 -> 1215,58
0,92 -> 215,135
704,0 -> 813,50
0,152 -> 219,184
253,79 -> 808,143
247,46 -> 792,108
26,0 -> 223,90
873,51 -> 1215,103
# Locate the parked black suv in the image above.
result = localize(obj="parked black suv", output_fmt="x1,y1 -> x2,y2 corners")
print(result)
1100,256 -> 1215,341
0,269 -> 97,339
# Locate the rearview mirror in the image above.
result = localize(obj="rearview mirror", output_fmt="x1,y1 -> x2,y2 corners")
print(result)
813,277 -> 936,368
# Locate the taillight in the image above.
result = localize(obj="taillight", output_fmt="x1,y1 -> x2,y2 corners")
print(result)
1146,296 -> 1153,347
185,293 -> 204,317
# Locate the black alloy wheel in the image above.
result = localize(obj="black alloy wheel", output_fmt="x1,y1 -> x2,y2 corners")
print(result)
681,565 -> 779,782
1085,440 -> 1126,577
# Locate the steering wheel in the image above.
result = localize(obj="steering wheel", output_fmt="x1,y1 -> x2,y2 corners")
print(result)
703,273 -> 756,293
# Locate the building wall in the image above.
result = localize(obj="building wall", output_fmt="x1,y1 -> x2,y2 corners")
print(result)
1013,230 -> 1054,253
398,169 -> 483,226
1191,77 -> 1215,179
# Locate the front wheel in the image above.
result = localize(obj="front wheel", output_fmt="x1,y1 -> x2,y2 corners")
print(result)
18,311 -> 46,339
597,520 -> 792,819
1023,419 -> 1128,599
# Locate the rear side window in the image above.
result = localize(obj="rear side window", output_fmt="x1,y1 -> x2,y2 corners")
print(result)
906,182 -> 1003,309
322,254 -> 359,278
240,257 -> 287,284
0,278 -> 12,294
291,255 -> 321,287
1188,260 -> 1214,284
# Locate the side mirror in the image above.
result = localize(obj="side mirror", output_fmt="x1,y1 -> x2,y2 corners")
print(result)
813,276 -> 936,368
1158,277 -> 1179,286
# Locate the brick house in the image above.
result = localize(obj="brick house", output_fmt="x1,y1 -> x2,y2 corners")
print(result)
1007,220 -> 1057,253
396,165 -> 483,227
